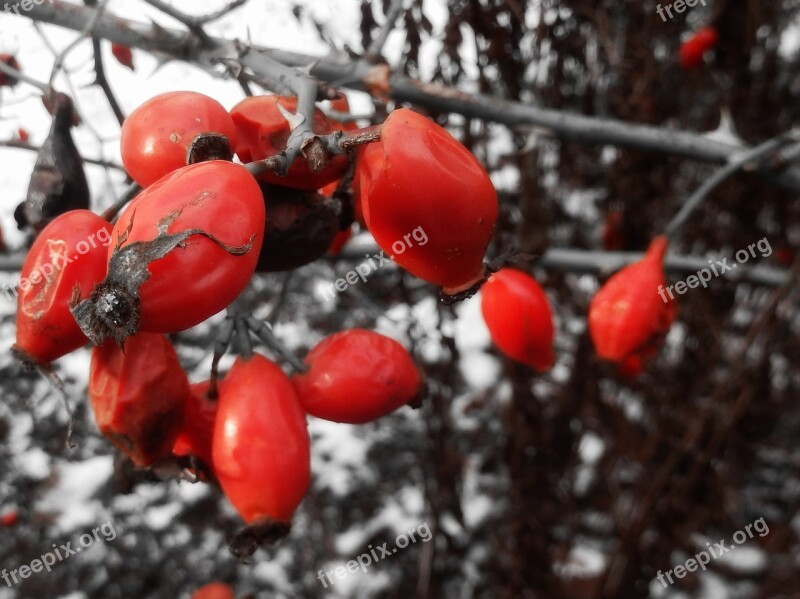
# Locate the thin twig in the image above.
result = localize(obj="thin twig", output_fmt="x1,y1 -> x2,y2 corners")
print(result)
81,0 -> 125,126
664,131 -> 799,239
101,183 -> 141,222
0,59 -> 49,92
365,0 -> 408,60
246,125 -> 381,177
49,0 -> 110,86
0,140 -> 125,171
195,0 -> 250,25
90,37 -> 126,126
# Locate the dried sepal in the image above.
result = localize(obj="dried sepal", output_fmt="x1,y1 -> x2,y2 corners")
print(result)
71,211 -> 254,346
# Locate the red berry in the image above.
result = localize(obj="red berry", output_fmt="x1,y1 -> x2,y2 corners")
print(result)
121,92 -> 238,187
213,354 -> 310,524
17,128 -> 29,142
192,583 -> 234,599
357,108 -> 498,293
679,27 -> 719,70
0,511 -> 19,527
111,43 -> 134,70
89,333 -> 189,467
293,329 -> 421,424
72,161 -> 264,343
13,210 -> 112,365
480,268 -> 555,372
589,236 -> 676,365
230,95 -> 349,190
328,226 -> 353,256
172,380 -> 217,474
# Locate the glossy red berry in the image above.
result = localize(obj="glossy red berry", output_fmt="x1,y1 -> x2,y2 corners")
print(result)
121,92 -> 238,187
71,161 -> 265,345
293,329 -> 421,423
230,95 -> 349,190
357,108 -> 498,293
13,210 -> 112,365
679,27 -> 719,70
213,354 -> 310,525
480,268 -> 555,372
89,333 -> 189,467
589,236 -> 676,367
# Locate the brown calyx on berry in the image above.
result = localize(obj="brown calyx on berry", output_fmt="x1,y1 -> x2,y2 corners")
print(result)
187,132 -> 234,165
228,518 -> 291,560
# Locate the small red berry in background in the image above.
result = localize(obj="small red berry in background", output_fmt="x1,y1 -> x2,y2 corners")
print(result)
357,108 -> 498,294
16,128 -> 29,142
121,91 -> 238,187
230,95 -> 349,190
192,582 -> 234,599
589,236 -> 676,370
679,26 -> 719,70
775,246 -> 794,266
293,329 -> 421,424
110,43 -> 134,70
0,54 -> 20,87
213,354 -> 310,526
602,210 -> 624,251
90,333 -> 189,468
0,511 -> 19,527
13,210 -> 112,365
480,268 -> 556,372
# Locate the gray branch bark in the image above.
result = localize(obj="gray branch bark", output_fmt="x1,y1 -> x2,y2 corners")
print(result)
17,2 -> 800,192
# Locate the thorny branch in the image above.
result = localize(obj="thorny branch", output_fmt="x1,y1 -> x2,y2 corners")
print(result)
14,1 -> 800,191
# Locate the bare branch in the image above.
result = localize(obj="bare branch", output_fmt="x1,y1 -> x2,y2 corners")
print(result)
48,0 -> 110,86
195,0 -> 250,25
14,2 -> 800,191
538,248 -> 790,287
365,0 -> 407,60
91,38 -> 126,126
83,0 -> 125,126
664,131 -> 799,239
0,59 -> 49,92
0,139 -> 125,171
335,242 -> 790,287
246,125 -> 382,177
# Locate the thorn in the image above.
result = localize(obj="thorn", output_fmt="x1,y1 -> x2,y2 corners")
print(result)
276,101 -> 306,132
